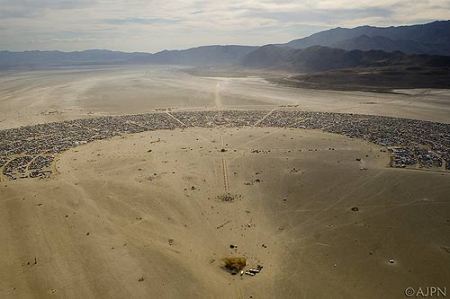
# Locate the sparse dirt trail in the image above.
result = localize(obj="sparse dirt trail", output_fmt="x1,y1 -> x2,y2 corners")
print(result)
221,158 -> 229,193
253,108 -> 276,127
165,112 -> 186,127
215,81 -> 230,193
220,135 -> 230,193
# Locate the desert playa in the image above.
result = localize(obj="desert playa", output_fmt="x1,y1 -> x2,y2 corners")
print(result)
2,66 -> 450,130
0,67 -> 450,299
1,126 -> 449,298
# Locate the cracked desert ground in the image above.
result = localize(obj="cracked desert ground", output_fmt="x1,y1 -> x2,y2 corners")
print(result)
0,66 -> 449,298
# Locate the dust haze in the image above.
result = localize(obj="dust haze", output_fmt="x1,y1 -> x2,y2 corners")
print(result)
2,66 -> 450,130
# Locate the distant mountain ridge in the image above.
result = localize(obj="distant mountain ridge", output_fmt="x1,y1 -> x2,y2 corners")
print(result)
0,45 -> 257,69
148,45 -> 258,66
241,45 -> 450,72
0,49 -> 151,69
0,21 -> 449,70
285,21 -> 450,55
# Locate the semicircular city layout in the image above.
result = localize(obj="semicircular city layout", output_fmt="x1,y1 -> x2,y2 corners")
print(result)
1,109 -> 449,180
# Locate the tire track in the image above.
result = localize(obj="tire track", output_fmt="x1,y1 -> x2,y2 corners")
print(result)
222,157 -> 229,192
254,108 -> 276,127
220,135 -> 229,192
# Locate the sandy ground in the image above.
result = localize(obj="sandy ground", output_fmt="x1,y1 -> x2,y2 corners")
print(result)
1,127 -> 449,298
1,66 -> 450,130
1,66 -> 449,298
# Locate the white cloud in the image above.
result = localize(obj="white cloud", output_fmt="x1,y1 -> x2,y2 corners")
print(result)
0,0 -> 449,51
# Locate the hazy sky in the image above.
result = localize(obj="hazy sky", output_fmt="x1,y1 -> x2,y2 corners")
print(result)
1,0 -> 449,52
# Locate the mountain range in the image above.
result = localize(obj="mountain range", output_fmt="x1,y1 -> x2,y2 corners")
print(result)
0,46 -> 257,69
0,20 -> 449,71
285,21 -> 450,56
241,45 -> 450,72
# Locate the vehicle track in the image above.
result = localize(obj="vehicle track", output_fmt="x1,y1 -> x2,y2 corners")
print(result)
220,135 -> 229,192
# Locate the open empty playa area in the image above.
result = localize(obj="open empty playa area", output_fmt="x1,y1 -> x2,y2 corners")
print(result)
0,66 -> 449,298
1,66 -> 450,130
1,127 -> 449,298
